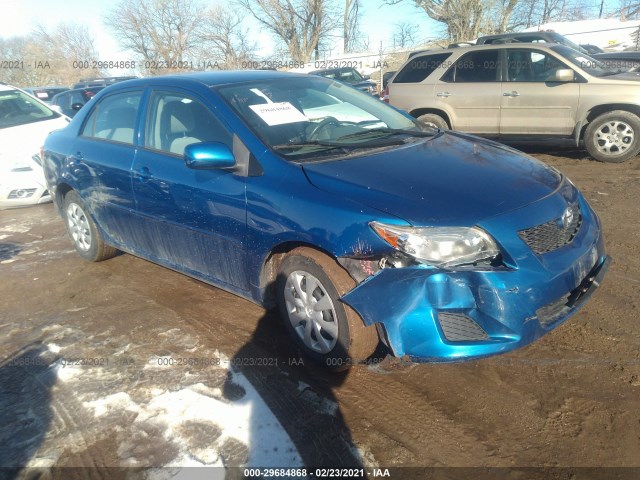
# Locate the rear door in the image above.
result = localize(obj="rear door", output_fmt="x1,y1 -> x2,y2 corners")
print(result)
73,89 -> 143,241
435,49 -> 502,133
131,88 -> 249,291
499,48 -> 580,135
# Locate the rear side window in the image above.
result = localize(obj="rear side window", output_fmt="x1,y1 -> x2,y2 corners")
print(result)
394,53 -> 452,83
81,91 -> 142,145
442,50 -> 500,83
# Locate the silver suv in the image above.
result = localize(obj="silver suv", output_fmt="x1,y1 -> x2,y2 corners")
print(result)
389,43 -> 640,162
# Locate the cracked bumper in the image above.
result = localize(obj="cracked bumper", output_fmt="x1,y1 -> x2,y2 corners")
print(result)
341,203 -> 609,361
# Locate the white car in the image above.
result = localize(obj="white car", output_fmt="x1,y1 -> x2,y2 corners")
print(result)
0,84 -> 70,208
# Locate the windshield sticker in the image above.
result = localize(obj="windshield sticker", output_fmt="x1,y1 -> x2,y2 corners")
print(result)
249,102 -> 308,126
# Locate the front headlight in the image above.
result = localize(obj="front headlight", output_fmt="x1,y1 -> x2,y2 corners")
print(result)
370,222 -> 500,268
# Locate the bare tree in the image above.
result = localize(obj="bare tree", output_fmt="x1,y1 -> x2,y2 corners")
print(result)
344,0 -> 364,52
0,23 -> 102,87
385,0 -> 596,42
105,0 -> 204,72
392,21 -> 418,48
197,6 -> 257,69
619,0 -> 640,19
237,0 -> 340,62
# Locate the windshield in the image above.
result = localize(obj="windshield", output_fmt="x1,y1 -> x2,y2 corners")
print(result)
0,89 -> 60,129
215,75 -> 431,161
550,45 -> 615,77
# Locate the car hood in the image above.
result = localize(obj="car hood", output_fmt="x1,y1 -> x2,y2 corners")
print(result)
302,131 -> 563,226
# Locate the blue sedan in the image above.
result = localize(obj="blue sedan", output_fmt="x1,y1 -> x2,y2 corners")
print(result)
43,71 -> 610,369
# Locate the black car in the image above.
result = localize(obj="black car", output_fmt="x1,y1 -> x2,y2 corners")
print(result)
591,51 -> 640,73
309,67 -> 378,94
72,76 -> 138,89
22,86 -> 70,104
50,87 -> 104,117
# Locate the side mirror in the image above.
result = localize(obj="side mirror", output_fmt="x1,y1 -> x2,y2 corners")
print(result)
71,102 -> 84,111
552,69 -> 575,82
363,74 -> 371,80
184,142 -> 236,170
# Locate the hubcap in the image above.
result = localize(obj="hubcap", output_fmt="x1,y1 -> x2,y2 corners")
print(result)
594,120 -> 634,156
66,202 -> 92,251
284,270 -> 338,354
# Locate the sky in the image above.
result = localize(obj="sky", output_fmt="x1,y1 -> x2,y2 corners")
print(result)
0,0 -> 435,62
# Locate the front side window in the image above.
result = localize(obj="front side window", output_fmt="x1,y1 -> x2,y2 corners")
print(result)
506,49 -> 570,82
81,91 -> 142,145
145,92 -> 232,155
443,50 -> 500,83
0,89 -> 60,129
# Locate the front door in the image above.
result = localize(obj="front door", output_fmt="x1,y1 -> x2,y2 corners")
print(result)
131,89 -> 248,292
500,48 -> 580,135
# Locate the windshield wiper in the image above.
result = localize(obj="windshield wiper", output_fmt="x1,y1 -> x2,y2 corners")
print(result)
273,137 -> 406,152
335,127 -> 436,142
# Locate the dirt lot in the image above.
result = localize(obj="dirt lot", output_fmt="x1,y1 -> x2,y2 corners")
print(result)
1,145 -> 639,479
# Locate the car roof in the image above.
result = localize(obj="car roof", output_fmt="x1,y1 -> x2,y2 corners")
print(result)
108,70 -> 308,90
410,42 -> 560,57
478,31 -> 561,41
0,84 -> 16,92
310,67 -> 356,74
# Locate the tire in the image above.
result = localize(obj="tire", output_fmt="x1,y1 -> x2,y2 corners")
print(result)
276,248 -> 379,371
417,113 -> 448,130
584,110 -> 640,163
63,191 -> 117,262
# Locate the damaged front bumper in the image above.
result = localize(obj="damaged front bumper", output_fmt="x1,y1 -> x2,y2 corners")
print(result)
340,195 -> 610,362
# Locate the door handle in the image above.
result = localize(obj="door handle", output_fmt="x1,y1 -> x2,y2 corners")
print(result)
137,166 -> 151,181
503,91 -> 521,97
436,92 -> 451,97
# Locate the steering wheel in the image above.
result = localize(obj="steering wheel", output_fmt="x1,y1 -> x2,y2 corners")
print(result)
308,116 -> 340,140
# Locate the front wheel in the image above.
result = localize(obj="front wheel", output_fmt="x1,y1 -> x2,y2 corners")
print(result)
417,113 -> 448,130
584,110 -> 640,163
63,191 -> 117,262
276,248 -> 379,370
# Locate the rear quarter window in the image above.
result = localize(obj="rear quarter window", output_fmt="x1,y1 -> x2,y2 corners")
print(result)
394,53 -> 453,83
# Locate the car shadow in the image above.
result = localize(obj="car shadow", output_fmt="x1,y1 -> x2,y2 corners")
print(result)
499,138 -> 590,160
0,243 -> 22,261
0,342 -> 57,478
223,308 -> 367,471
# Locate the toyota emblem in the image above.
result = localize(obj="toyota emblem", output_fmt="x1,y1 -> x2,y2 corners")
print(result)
561,207 -> 574,229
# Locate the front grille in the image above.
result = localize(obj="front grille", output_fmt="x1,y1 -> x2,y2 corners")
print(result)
518,203 -> 582,254
438,312 -> 489,341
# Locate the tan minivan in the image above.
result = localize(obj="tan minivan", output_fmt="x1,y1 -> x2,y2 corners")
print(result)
389,43 -> 640,162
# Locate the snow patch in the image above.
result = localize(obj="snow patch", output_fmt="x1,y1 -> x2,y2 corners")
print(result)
84,392 -> 140,417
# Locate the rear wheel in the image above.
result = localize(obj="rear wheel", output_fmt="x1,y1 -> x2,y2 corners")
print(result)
584,110 -> 640,163
63,191 -> 117,262
276,248 -> 379,370
417,113 -> 448,130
